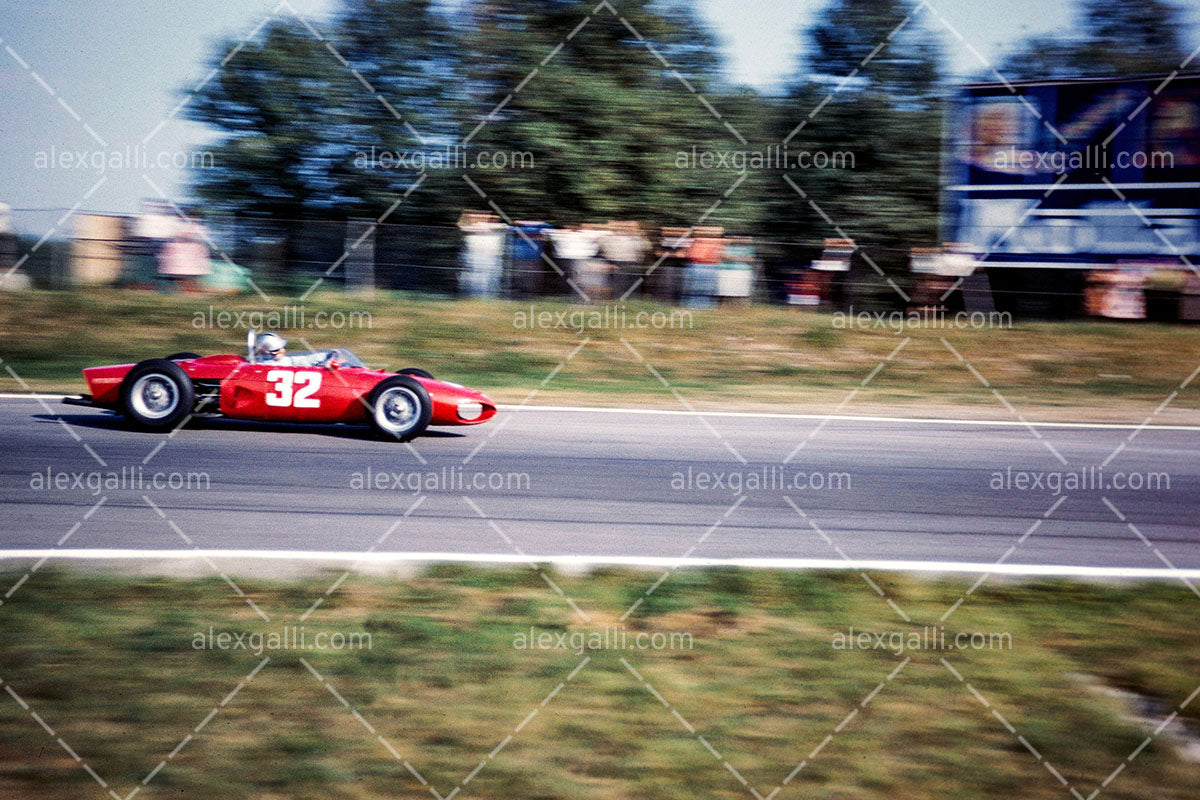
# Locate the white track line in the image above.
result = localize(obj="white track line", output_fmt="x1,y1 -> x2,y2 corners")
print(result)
502,405 -> 1200,431
5,394 -> 1200,431
0,549 -> 1197,579
1,393 -> 69,400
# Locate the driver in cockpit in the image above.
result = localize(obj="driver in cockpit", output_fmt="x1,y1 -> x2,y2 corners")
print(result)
253,332 -> 331,367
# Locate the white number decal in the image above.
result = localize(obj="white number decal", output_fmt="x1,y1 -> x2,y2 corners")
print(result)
265,370 -> 323,408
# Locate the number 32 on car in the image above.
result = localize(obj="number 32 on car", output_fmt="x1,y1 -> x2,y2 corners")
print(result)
265,370 -> 322,408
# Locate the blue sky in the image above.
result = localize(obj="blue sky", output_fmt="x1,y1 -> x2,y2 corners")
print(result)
1,0 -> 1192,221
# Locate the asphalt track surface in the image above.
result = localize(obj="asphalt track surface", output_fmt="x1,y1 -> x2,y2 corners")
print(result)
1,397 -> 1198,571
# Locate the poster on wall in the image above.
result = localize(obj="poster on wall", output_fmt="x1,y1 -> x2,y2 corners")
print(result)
967,98 -> 1036,180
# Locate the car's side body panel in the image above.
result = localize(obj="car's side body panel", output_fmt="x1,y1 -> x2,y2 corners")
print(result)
219,363 -> 376,424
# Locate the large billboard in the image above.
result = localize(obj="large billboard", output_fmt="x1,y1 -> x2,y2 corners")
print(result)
945,74 -> 1200,267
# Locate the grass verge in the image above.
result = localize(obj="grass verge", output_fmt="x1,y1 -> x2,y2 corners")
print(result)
0,565 -> 1198,799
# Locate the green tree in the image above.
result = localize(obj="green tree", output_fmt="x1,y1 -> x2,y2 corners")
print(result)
458,0 -> 761,230
186,0 -> 464,270
764,0 -> 945,251
328,0 -> 464,222
999,0 -> 1188,79
185,21 -> 354,266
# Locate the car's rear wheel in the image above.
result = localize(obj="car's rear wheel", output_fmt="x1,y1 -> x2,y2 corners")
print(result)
120,359 -> 195,431
396,367 -> 434,380
367,375 -> 432,442
165,351 -> 201,361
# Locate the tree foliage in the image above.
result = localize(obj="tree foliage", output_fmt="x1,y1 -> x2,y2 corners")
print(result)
457,0 -> 760,229
999,0 -> 1188,79
182,0 -> 1184,270
764,0 -> 945,250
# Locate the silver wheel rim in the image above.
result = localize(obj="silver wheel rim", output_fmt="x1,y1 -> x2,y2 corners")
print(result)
130,374 -> 179,420
375,386 -> 421,435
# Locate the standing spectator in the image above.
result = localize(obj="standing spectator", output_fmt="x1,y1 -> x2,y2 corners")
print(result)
457,211 -> 506,298
159,215 -> 213,292
601,221 -> 650,301
131,199 -> 176,289
651,227 -> 690,304
547,225 -> 605,299
508,220 -> 552,298
717,235 -> 756,306
684,226 -> 724,308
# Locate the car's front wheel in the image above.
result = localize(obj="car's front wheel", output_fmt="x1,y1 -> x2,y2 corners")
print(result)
367,375 -> 432,442
396,367 -> 434,380
120,359 -> 195,432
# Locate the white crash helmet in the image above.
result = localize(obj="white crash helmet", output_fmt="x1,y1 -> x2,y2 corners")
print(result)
254,332 -> 287,360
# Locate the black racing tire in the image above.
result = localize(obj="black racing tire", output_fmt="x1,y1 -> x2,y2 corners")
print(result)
396,367 -> 434,380
165,352 -> 201,361
120,359 -> 195,432
366,375 -> 432,442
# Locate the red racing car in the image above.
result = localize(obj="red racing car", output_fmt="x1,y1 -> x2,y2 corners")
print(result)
63,332 -> 496,442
